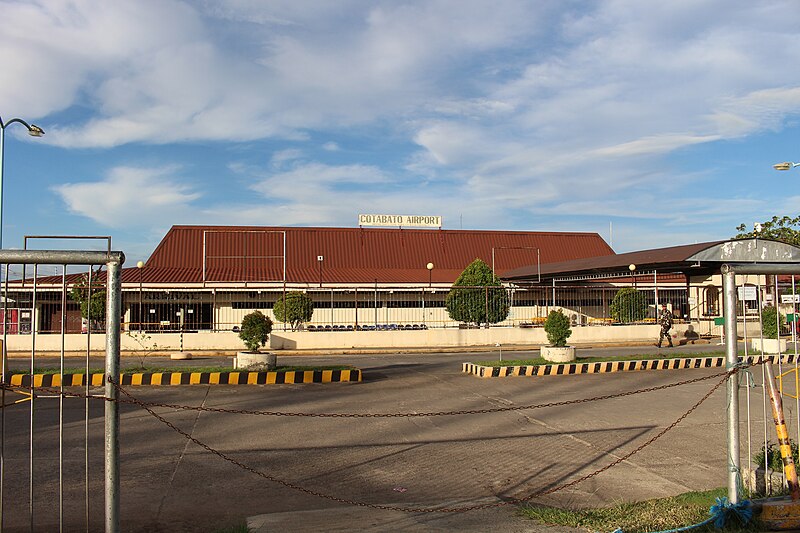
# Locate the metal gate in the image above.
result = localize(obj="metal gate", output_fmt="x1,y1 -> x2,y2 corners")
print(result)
0,250 -> 123,532
722,262 -> 800,505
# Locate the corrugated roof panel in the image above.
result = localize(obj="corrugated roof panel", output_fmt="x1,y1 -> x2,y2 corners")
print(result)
135,225 -> 615,285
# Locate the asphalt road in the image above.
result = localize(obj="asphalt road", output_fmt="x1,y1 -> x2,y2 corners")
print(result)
0,344 -> 785,532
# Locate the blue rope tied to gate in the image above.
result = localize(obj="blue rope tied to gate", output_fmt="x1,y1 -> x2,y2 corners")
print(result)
610,497 -> 752,533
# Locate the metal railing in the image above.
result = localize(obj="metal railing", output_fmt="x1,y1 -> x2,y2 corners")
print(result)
722,264 -> 800,505
198,285 -> 689,331
1,283 -> 697,333
0,249 -> 123,533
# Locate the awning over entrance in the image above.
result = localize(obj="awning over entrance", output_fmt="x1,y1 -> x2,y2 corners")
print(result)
501,238 -> 800,283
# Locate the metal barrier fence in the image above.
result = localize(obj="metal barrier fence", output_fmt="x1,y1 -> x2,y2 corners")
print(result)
0,250 -> 123,532
114,284 -> 691,332
722,265 -> 800,505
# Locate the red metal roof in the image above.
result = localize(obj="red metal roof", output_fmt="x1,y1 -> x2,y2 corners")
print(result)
132,225 -> 615,285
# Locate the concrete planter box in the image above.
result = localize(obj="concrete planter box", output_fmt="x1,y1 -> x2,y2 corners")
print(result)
751,338 -> 787,354
541,345 -> 576,363
742,466 -> 785,495
234,352 -> 277,371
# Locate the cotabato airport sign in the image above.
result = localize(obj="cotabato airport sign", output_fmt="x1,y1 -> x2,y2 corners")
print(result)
358,214 -> 442,228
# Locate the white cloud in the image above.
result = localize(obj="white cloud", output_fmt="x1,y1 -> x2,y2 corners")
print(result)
250,162 -> 391,196
591,135 -> 722,158
226,161 -> 501,229
6,0 -> 800,160
5,0 -> 800,254
322,142 -> 340,152
270,149 -> 304,168
52,166 -> 201,227
4,0 -> 554,147
0,0 -> 202,118
413,122 -> 508,166
708,87 -> 800,137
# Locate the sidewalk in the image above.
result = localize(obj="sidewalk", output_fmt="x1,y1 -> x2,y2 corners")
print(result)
0,338 -> 742,376
5,337 -> 718,358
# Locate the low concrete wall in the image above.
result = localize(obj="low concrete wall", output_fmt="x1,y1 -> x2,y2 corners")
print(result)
3,322 -> 709,352
271,323 -> 703,350
3,332 -> 237,353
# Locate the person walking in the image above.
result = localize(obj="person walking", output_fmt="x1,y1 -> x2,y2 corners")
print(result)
657,303 -> 674,348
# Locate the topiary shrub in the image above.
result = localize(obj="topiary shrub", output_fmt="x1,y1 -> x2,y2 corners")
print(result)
239,311 -> 273,352
273,291 -> 314,331
610,288 -> 648,323
544,310 -> 572,347
445,259 -> 509,327
761,306 -> 786,338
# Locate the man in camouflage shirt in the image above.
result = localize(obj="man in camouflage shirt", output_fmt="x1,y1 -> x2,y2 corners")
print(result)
657,303 -> 673,348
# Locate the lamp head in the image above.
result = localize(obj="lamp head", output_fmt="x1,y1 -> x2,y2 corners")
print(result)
628,264 -> 636,272
136,261 -> 144,269
426,262 -> 434,270
27,125 -> 44,137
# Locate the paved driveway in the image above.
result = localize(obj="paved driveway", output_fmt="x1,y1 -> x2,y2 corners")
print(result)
0,347 -> 776,532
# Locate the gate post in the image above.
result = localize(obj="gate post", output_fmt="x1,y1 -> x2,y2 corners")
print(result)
105,260 -> 121,532
722,264 -> 740,504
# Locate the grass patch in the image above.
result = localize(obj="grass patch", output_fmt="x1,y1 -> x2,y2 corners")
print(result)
15,365 -> 353,375
521,487 -> 761,532
476,350 -> 756,367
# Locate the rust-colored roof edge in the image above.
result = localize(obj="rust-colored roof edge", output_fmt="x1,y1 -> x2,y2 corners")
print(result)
166,223 -> 612,238
502,240 -> 727,280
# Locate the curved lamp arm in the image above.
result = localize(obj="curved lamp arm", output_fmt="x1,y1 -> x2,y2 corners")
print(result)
0,114 -> 45,249
0,116 -> 45,136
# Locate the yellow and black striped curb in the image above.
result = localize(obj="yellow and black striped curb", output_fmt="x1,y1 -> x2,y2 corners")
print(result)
462,354 -> 800,378
5,369 -> 362,387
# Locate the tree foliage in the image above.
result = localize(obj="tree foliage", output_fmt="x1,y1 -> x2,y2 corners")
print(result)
239,311 -> 273,352
69,273 -> 106,321
755,441 -> 800,472
445,258 -> 509,326
735,215 -> 800,247
761,306 -> 786,338
273,291 -> 314,331
544,310 -> 572,347
610,288 -> 648,323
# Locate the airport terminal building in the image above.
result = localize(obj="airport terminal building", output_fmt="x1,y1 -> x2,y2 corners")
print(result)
117,224 -> 616,332
4,224 -> 798,343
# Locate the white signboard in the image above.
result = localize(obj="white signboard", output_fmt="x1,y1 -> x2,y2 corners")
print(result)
737,286 -> 758,301
358,214 -> 442,228
781,294 -> 800,304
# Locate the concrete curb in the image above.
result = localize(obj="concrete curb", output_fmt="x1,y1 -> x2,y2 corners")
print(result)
6,369 -> 362,387
4,339 -> 716,358
462,353 -> 799,378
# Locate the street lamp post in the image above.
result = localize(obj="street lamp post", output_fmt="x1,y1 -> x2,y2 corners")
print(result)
137,261 -> 144,331
0,116 -> 44,249
426,262 -> 434,287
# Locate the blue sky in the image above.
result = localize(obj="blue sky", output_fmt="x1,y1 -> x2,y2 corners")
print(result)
2,0 -> 800,264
